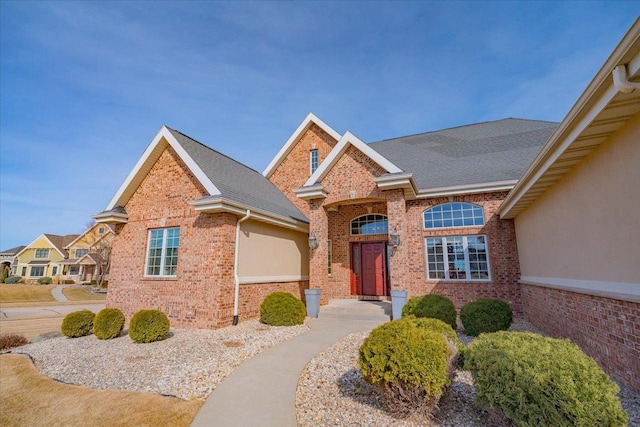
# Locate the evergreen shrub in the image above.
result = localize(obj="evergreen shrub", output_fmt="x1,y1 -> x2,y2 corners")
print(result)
402,294 -> 457,329
37,276 -> 52,284
259,292 -> 306,326
465,331 -> 628,426
359,318 -> 457,417
4,276 -> 21,284
61,309 -> 95,338
128,309 -> 170,343
94,308 -> 125,340
460,298 -> 513,336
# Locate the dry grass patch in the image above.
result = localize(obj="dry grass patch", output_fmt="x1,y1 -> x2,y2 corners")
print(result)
62,286 -> 107,301
0,284 -> 56,303
0,354 -> 203,427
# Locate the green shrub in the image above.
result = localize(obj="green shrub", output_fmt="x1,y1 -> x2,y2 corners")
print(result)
128,309 -> 170,343
401,294 -> 457,329
4,276 -> 21,284
404,316 -> 463,352
37,276 -> 52,284
1,266 -> 9,283
465,332 -> 628,427
0,332 -> 29,350
61,310 -> 95,338
62,279 -> 75,284
259,292 -> 306,326
460,298 -> 513,336
94,308 -> 125,340
359,318 -> 457,417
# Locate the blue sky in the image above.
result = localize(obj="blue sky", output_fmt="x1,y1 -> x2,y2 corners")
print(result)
0,1 -> 637,250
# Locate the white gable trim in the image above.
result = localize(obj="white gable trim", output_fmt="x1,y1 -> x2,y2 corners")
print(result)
105,126 -> 221,211
63,222 -> 113,249
263,113 -> 342,178
15,234 -> 66,259
302,131 -> 403,187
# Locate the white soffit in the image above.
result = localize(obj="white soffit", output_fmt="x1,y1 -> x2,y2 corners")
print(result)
263,113 -> 342,178
303,131 -> 403,187
105,126 -> 221,211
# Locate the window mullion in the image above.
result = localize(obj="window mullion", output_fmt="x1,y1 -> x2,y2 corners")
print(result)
159,229 -> 167,276
463,236 -> 471,279
442,237 -> 449,278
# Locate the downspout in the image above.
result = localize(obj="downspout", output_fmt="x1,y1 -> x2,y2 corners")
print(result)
613,64 -> 640,93
233,210 -> 251,325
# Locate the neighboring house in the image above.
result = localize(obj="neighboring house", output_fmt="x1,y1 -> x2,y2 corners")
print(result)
0,245 -> 25,275
497,19 -> 640,392
60,223 -> 115,283
13,234 -> 79,282
95,18 -> 639,393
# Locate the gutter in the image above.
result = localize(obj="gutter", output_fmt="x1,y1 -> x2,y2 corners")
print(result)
613,64 -> 640,93
233,210 -> 251,325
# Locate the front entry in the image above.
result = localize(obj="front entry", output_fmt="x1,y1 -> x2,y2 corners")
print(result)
351,242 -> 388,296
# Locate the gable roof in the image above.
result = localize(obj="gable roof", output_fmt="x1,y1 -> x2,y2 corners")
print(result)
263,113 -> 342,178
369,118 -> 558,193
0,246 -> 26,256
499,18 -> 640,219
95,126 -> 308,228
64,223 -> 114,249
15,234 -> 79,259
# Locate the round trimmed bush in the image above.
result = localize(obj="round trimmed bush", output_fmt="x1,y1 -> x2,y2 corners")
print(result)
94,308 -> 125,340
406,316 -> 463,352
465,332 -> 628,426
402,294 -> 457,329
128,309 -> 170,343
259,292 -> 306,326
61,309 -> 95,338
37,276 -> 52,284
4,276 -> 21,284
359,318 -> 457,417
460,298 -> 513,336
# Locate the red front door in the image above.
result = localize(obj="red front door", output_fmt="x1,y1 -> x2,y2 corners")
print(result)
360,243 -> 386,296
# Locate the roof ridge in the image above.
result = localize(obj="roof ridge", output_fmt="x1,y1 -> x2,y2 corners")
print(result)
371,117 -> 559,144
165,126 -> 264,177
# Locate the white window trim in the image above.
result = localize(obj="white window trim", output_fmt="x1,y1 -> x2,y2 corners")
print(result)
310,149 -> 319,175
350,214 -> 389,236
425,235 -> 491,282
34,248 -> 50,259
29,266 -> 45,277
144,227 -> 180,278
423,202 -> 485,230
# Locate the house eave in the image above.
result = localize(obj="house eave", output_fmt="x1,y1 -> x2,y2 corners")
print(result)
91,212 -> 129,225
373,173 -> 418,199
292,185 -> 328,201
414,181 -> 517,199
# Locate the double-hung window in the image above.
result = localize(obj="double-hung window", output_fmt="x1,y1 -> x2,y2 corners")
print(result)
75,248 -> 88,258
426,235 -> 490,280
145,227 -> 180,277
35,248 -> 50,259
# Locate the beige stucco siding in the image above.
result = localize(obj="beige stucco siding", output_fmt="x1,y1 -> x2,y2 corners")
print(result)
515,112 -> 640,285
237,219 -> 309,282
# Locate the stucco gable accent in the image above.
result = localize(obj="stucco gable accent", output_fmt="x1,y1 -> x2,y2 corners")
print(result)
499,18 -> 640,219
302,131 -> 403,187
263,113 -> 342,178
104,126 -> 221,212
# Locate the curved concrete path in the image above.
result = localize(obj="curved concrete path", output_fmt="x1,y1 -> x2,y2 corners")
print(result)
191,307 -> 389,427
51,285 -> 73,302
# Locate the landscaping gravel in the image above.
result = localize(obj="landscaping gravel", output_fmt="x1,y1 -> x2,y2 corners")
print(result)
12,320 -> 308,400
296,318 -> 640,427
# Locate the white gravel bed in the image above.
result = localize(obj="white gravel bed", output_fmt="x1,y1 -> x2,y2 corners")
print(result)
296,318 -> 640,427
12,320 -> 308,400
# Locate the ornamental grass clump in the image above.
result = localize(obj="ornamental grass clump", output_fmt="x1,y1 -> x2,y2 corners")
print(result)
93,308 -> 125,340
61,310 -> 95,338
464,331 -> 628,427
128,309 -> 170,343
37,277 -> 52,284
460,298 -> 513,336
401,294 -> 457,329
259,292 -> 306,326
0,332 -> 29,350
359,318 -> 458,418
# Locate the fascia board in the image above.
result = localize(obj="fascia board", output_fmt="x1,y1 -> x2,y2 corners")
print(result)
292,185 -> 328,201
415,181 -> 517,198
105,126 -> 221,211
303,131 -> 403,187
263,113 -> 342,178
92,212 -> 129,224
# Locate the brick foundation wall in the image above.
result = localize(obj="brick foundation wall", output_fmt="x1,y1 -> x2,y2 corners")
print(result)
522,284 -> 640,393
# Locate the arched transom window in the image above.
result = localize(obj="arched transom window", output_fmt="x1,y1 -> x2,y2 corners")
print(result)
423,202 -> 484,229
350,214 -> 388,235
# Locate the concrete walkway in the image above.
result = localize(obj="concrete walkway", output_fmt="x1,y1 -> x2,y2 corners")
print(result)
51,284 -> 76,302
191,301 -> 390,427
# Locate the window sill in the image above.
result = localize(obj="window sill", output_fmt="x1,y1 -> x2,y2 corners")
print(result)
426,278 -> 492,283
142,276 -> 178,281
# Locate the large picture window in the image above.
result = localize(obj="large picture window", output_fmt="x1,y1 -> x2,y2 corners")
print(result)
35,248 -> 50,259
425,235 -> 490,280
145,227 -> 180,277
423,202 -> 484,229
351,214 -> 388,235
30,266 -> 45,277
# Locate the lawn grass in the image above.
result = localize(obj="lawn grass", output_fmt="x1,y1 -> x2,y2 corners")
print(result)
0,284 -> 56,303
0,354 -> 203,427
63,286 -> 107,301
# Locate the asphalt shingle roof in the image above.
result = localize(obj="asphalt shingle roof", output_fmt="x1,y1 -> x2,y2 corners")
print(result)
369,118 -> 558,190
167,128 -> 308,224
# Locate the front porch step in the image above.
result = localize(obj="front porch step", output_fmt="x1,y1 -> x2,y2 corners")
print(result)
318,299 -> 392,321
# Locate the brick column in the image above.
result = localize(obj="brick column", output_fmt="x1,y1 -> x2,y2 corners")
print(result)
308,199 -> 329,304
386,190 -> 409,291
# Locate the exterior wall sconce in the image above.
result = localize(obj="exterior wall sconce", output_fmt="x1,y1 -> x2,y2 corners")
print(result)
389,229 -> 401,248
308,233 -> 319,250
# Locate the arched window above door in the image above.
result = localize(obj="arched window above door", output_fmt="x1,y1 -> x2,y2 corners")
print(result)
423,202 -> 484,229
350,214 -> 388,235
